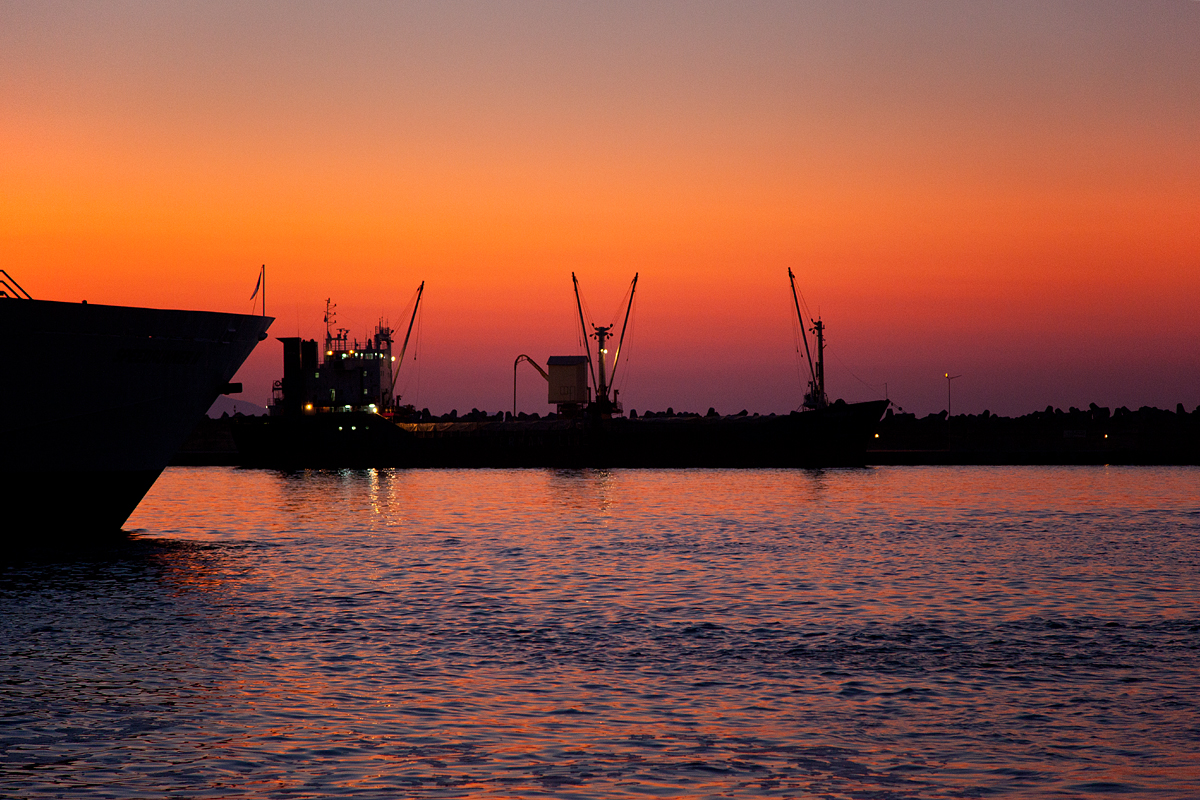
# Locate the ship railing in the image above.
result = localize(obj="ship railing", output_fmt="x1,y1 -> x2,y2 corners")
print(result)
0,270 -> 32,300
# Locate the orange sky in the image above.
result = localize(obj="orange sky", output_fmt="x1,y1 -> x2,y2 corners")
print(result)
3,1 -> 1198,415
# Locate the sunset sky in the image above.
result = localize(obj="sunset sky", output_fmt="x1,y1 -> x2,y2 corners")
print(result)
4,1 -> 1198,416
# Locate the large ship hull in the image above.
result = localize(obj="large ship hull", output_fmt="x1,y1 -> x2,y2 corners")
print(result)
1,299 -> 273,534
233,400 -> 889,469
234,411 -> 414,469
399,400 -> 890,468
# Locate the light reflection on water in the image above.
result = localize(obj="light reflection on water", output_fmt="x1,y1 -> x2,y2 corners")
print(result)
2,466 -> 1198,798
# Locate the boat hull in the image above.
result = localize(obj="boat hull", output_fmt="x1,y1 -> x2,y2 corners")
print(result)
0,298 -> 273,535
234,412 -> 414,469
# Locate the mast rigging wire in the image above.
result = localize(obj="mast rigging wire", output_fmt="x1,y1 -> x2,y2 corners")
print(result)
612,286 -> 639,395
829,345 -> 888,399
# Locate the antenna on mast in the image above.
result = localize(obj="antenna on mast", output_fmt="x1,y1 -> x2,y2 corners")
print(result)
324,298 -> 336,351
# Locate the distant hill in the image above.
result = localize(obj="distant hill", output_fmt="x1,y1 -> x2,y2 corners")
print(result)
206,395 -> 267,418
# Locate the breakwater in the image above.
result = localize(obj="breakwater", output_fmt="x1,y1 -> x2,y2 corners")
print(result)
173,402 -> 1200,467
869,403 -> 1200,465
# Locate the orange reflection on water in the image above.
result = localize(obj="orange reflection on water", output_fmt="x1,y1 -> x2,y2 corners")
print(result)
113,466 -> 1200,796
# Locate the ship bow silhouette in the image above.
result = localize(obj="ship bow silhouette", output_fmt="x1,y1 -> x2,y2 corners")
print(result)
1,298 -> 272,534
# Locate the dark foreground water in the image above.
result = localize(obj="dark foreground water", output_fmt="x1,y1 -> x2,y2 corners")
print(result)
2,467 -> 1198,799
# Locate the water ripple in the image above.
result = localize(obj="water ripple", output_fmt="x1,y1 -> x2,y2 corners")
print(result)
1,466 -> 1198,798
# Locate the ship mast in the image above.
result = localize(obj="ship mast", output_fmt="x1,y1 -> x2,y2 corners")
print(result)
788,268 -> 827,410
572,272 -> 638,416
323,298 -> 337,352
811,317 -> 826,408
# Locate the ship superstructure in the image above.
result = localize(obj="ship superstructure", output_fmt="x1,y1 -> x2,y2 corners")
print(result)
238,271 -> 887,469
271,285 -> 423,419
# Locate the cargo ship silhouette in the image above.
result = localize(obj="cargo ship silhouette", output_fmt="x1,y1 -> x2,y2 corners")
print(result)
234,273 -> 887,468
0,271 -> 273,533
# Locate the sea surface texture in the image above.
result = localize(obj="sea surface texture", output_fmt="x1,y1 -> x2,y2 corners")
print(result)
2,466 -> 1198,798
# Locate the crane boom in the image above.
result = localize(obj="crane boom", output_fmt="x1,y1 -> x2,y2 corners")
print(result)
607,273 -> 638,387
390,281 -> 424,395
514,354 -> 549,382
788,268 -> 818,389
571,273 -> 597,392
513,354 -> 550,416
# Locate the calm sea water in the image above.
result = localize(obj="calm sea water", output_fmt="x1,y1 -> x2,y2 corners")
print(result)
2,466 -> 1198,798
